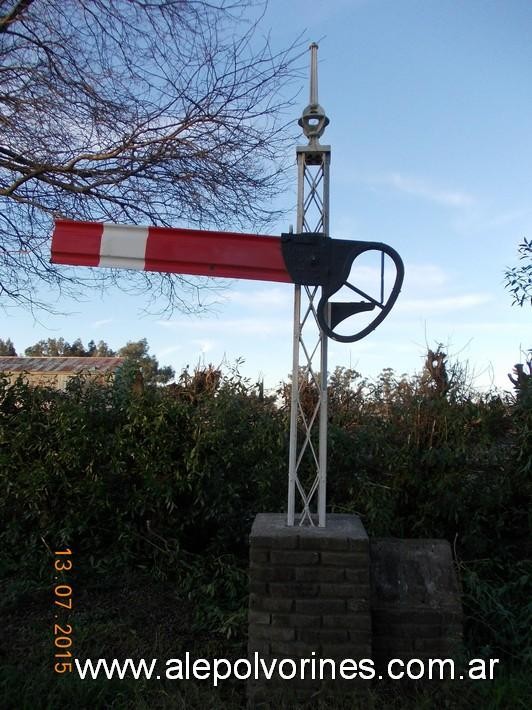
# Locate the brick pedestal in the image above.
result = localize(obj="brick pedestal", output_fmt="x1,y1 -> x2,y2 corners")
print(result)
247,513 -> 371,704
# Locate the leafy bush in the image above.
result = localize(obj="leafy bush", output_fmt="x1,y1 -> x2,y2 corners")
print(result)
0,353 -> 530,664
0,367 -> 286,578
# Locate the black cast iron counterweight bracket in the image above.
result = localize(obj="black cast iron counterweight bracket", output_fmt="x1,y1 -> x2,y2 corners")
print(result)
281,232 -> 404,343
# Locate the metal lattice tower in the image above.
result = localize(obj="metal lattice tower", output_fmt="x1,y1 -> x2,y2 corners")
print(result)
287,43 -> 331,527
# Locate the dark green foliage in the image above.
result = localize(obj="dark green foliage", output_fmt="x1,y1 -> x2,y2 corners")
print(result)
505,237 -> 532,307
461,558 -> 532,664
326,366 -> 527,561
0,366 -> 286,579
25,336 -> 96,356
281,356 -> 531,667
0,337 -> 16,355
116,338 -> 175,385
0,355 -> 530,675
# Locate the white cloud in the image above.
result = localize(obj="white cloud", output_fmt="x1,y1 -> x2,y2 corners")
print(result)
397,293 -> 492,314
403,263 -> 448,289
192,339 -> 215,354
483,208 -> 531,229
158,345 -> 182,357
434,320 -> 530,335
223,285 -> 292,309
91,318 -> 113,328
331,261 -> 449,306
370,172 -> 474,208
157,316 -> 291,338
452,206 -> 532,236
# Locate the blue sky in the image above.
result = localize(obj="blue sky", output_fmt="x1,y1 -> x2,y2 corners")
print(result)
3,0 -> 531,391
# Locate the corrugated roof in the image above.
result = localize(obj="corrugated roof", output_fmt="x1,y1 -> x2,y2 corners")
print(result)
0,356 -> 125,373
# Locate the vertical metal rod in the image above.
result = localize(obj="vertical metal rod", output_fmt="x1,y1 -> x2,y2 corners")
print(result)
296,151 -> 306,233
287,284 -> 300,527
318,151 -> 330,527
318,318 -> 328,527
380,250 -> 385,304
309,42 -> 319,106
287,153 -> 306,526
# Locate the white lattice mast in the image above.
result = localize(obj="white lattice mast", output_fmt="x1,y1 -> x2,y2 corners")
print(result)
287,43 -> 331,527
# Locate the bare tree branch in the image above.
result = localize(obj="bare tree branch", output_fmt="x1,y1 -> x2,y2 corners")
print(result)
0,0 -> 304,311
0,0 -> 35,34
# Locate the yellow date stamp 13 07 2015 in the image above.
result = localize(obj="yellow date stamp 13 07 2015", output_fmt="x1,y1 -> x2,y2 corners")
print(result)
53,548 -> 73,674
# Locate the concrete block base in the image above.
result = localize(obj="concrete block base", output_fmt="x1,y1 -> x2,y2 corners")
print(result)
370,538 -> 463,668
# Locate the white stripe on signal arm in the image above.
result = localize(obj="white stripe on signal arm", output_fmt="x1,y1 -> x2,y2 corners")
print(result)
99,224 -> 149,270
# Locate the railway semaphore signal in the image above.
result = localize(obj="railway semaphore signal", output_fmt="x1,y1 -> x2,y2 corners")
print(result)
50,44 -> 404,528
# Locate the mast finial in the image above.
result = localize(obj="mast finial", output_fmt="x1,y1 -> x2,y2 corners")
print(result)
309,41 -> 319,105
298,42 -> 329,144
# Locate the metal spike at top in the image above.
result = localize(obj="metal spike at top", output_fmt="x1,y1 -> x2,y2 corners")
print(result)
309,41 -> 319,105
298,42 -> 330,145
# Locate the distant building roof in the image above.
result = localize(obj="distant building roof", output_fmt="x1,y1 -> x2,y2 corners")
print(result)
0,356 -> 125,373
